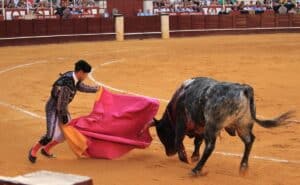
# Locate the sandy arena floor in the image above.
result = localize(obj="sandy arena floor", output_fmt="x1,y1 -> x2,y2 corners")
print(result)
0,34 -> 299,185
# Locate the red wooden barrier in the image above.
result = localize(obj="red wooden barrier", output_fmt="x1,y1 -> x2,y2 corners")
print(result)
87,17 -> 101,33
1,14 -> 300,40
5,20 -> 19,36
219,15 -> 233,28
73,18 -> 88,34
100,18 -> 114,33
19,19 -> 34,36
205,15 -> 219,29
0,20 -> 5,37
247,14 -> 261,28
169,16 -> 179,30
292,14 -> 300,27
234,14 -> 247,28
276,14 -> 290,27
178,15 -> 191,30
125,16 -> 143,33
61,19 -> 74,34
191,15 -> 205,29
261,14 -> 276,27
47,19 -> 61,35
142,16 -> 160,32
33,19 -> 47,35
125,16 -> 160,33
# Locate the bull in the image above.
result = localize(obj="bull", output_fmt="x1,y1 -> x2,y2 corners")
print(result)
149,77 -> 294,175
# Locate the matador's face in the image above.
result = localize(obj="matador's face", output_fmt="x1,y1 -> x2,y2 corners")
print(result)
76,71 -> 89,81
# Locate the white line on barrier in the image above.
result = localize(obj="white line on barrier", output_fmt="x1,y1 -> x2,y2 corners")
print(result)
0,33 -> 116,41
1,27 -> 300,41
125,32 -> 161,36
0,60 -> 299,165
122,27 -> 300,36
169,26 -> 300,33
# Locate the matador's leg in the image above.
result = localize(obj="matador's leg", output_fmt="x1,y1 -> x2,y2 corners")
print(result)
29,108 -> 57,163
41,113 -> 71,157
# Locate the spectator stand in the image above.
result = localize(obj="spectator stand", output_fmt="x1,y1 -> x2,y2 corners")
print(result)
2,6 -> 106,20
69,7 -> 103,18
35,8 -> 56,19
0,0 -> 3,20
4,8 -> 27,20
150,0 -> 300,15
152,5 -> 269,16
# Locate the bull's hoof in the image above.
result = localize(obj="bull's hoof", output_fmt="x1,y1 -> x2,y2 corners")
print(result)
239,164 -> 249,176
178,151 -> 189,164
190,169 -> 208,177
179,156 -> 189,164
166,151 -> 177,157
191,155 -> 200,162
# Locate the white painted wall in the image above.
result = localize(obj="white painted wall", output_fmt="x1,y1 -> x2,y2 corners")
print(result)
143,0 -> 153,13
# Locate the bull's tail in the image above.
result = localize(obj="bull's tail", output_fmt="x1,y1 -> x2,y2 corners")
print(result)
244,86 -> 295,128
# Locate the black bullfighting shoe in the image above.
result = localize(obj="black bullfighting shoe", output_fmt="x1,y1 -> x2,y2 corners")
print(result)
41,148 -> 55,158
28,148 -> 37,163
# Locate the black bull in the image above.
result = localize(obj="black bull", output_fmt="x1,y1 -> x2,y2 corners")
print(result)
152,77 -> 294,175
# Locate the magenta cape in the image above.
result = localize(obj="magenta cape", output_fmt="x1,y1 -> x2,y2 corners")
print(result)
63,87 -> 160,159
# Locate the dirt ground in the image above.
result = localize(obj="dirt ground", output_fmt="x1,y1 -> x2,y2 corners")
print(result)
0,33 -> 300,185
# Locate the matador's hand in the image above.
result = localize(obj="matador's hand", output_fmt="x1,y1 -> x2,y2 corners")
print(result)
61,115 -> 69,124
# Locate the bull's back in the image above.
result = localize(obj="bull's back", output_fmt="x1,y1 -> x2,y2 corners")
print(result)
204,82 -> 252,126
169,77 -> 217,105
170,77 -> 252,126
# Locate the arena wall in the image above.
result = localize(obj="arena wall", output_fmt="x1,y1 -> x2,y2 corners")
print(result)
1,14 -> 300,46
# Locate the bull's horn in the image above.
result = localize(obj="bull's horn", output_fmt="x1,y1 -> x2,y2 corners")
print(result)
153,118 -> 159,124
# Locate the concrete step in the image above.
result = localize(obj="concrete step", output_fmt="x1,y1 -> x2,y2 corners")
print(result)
0,170 -> 93,185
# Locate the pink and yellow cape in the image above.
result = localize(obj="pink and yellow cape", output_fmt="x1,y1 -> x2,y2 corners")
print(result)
61,87 -> 159,159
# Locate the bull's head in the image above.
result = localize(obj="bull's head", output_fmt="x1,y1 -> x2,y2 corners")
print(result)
153,116 -> 177,156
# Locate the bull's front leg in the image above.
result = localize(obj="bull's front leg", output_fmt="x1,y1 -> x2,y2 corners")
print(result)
191,135 -> 204,162
192,123 -> 217,176
175,117 -> 189,163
